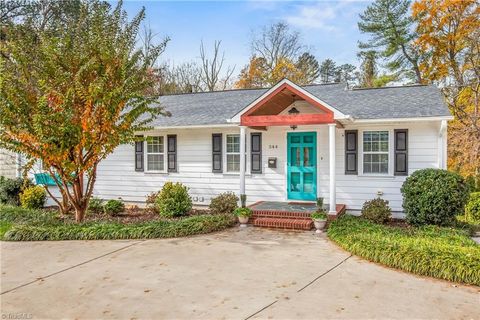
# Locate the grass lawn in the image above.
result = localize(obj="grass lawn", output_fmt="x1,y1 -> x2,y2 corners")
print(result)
328,215 -> 480,286
0,205 -> 236,241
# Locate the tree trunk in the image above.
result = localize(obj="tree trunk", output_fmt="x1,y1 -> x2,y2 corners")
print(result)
74,205 -> 87,222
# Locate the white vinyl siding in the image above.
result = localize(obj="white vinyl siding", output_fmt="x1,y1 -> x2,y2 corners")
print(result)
0,148 -> 17,178
226,134 -> 240,173
146,136 -> 164,172
42,120 -> 443,213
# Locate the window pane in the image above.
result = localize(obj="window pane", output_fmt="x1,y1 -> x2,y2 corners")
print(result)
147,136 -> 164,153
364,131 -> 388,153
303,147 -> 313,167
291,136 -> 301,143
290,172 -> 300,191
227,135 -> 240,153
147,154 -> 164,171
303,135 -> 313,143
291,147 -> 300,166
304,172 -> 313,193
363,153 -> 388,174
227,154 -> 240,172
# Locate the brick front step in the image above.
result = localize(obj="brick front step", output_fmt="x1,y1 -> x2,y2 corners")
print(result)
250,217 -> 313,230
251,210 -> 313,220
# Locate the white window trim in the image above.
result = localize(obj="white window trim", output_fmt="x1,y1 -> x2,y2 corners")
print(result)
144,135 -> 167,173
222,133 -> 250,175
359,129 -> 394,177
225,134 -> 241,173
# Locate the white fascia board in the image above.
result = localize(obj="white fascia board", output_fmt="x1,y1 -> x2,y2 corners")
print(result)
229,79 -> 348,122
347,115 -> 454,124
135,123 -> 238,134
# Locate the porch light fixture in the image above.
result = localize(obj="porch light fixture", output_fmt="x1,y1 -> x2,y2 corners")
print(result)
288,107 -> 300,130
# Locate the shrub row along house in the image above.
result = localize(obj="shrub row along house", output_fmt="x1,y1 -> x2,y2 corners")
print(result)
12,79 -> 452,221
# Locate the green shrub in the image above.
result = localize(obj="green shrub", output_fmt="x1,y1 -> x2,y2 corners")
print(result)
209,192 -> 239,214
465,192 -> 480,221
311,212 -> 327,220
233,207 -> 252,217
361,198 -> 391,224
0,177 -> 32,206
155,182 -> 192,218
19,185 -> 46,209
3,214 -> 236,241
401,169 -> 469,226
88,197 -> 104,214
103,199 -> 125,215
328,215 -> 480,286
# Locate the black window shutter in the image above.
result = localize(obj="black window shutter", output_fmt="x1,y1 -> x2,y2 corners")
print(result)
344,130 -> 358,175
394,129 -> 408,176
251,132 -> 262,174
167,135 -> 177,172
212,133 -> 222,173
135,135 -> 144,172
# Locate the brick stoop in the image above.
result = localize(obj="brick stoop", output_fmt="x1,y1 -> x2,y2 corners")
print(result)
249,209 -> 314,230
247,202 -> 347,231
250,217 -> 313,230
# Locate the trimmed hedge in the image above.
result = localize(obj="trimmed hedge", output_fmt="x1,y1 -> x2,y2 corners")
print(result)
328,215 -> 480,286
155,182 -> 192,218
401,169 -> 469,226
3,214 -> 236,241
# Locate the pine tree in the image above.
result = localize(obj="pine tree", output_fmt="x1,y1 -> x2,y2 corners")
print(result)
319,59 -> 337,83
358,0 -> 424,83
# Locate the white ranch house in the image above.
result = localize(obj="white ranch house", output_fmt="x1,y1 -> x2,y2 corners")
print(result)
4,79 -> 452,218
94,79 -> 450,216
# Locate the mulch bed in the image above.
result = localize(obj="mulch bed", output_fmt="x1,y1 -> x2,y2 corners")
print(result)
55,205 -> 213,224
386,218 -> 410,228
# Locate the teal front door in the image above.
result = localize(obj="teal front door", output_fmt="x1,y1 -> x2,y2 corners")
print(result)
287,132 -> 317,201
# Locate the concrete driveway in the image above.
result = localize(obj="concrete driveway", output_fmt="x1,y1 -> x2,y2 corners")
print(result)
1,228 -> 478,319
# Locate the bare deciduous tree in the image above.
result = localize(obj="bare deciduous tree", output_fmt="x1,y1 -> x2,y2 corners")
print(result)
199,40 -> 235,91
251,22 -> 305,72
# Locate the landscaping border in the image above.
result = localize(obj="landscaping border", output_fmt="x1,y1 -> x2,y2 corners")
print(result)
327,215 -> 480,286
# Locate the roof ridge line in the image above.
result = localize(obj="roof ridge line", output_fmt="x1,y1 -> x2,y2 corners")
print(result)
351,83 -> 428,91
160,82 -> 345,97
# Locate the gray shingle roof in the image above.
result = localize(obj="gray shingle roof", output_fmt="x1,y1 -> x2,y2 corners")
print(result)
150,83 -> 451,127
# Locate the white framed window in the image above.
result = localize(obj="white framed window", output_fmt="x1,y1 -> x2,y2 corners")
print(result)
226,134 -> 240,172
362,131 -> 389,174
146,136 -> 165,172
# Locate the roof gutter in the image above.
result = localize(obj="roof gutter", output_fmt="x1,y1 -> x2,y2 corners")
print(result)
349,115 -> 454,123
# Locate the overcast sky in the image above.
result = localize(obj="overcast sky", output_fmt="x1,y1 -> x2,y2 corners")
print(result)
119,0 -> 372,71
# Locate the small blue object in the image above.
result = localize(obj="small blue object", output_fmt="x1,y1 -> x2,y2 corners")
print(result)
34,173 -> 58,186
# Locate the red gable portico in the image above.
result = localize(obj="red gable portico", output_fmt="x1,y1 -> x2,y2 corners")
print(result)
240,81 -> 335,127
